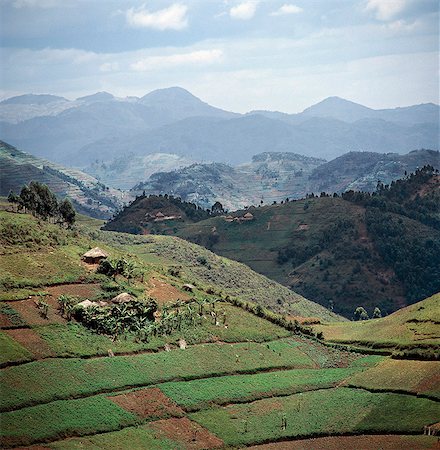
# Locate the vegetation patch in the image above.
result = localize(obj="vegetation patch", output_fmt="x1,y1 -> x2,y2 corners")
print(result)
47,424 -> 178,449
159,367 -> 360,410
0,395 -> 136,448
0,339 -> 313,411
0,302 -> 27,327
190,388 -> 440,446
0,331 -> 33,366
348,359 -> 440,399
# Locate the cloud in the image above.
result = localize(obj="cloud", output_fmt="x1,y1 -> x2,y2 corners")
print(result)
271,4 -> 303,16
126,3 -> 188,30
130,49 -> 223,71
229,2 -> 258,20
364,0 -> 409,21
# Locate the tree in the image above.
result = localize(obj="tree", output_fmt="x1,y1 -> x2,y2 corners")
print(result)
7,191 -> 19,211
59,198 -> 76,226
211,201 -> 224,215
354,306 -> 369,321
372,307 -> 382,318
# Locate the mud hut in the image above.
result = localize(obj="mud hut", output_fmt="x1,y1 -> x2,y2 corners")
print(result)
242,212 -> 254,221
109,293 -> 135,304
182,283 -> 196,292
82,247 -> 109,264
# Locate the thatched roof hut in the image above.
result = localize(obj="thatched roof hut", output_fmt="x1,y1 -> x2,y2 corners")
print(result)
82,247 -> 109,264
242,212 -> 254,221
182,283 -> 196,292
110,293 -> 135,304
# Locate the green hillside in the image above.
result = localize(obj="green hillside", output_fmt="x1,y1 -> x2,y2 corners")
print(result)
0,140 -> 129,219
106,169 -> 439,318
312,293 -> 440,352
1,207 -> 439,448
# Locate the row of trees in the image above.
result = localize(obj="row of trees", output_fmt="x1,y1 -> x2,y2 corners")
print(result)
353,306 -> 382,321
8,181 -> 76,226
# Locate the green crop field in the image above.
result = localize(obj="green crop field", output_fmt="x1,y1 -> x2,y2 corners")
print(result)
0,332 -> 33,365
1,339 -> 315,411
348,359 -> 440,399
159,367 -> 362,410
1,395 -> 137,448
1,207 -> 439,449
190,388 -> 440,446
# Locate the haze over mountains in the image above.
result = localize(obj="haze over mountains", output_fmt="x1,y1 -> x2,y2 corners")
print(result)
132,149 -> 440,210
0,87 -> 438,168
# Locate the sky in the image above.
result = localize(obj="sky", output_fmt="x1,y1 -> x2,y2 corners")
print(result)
0,0 -> 439,113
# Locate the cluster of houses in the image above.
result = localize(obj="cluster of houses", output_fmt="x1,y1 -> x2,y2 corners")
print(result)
224,212 -> 254,223
145,211 -> 182,222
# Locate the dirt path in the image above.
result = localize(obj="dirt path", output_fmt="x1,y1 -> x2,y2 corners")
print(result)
248,434 -> 440,449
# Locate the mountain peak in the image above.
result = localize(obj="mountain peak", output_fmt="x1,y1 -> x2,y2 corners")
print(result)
140,87 -> 202,104
0,94 -> 68,105
301,96 -> 374,122
76,92 -> 114,103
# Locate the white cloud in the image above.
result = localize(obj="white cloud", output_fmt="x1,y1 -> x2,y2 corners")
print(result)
271,4 -> 303,16
130,49 -> 223,71
229,2 -> 258,20
126,3 -> 188,30
364,0 -> 409,21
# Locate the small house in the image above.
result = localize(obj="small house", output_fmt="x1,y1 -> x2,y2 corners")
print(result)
182,283 -> 196,292
242,212 -> 254,221
109,293 -> 135,304
82,247 -> 109,264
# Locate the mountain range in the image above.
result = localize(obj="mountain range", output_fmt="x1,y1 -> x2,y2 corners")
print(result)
132,149 -> 439,210
1,88 -> 438,167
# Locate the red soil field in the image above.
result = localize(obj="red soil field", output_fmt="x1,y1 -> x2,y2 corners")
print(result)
5,328 -> 54,359
150,417 -> 224,449
108,388 -> 184,419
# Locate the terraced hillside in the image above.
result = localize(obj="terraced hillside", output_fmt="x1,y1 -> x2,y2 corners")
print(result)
0,141 -> 129,218
1,210 -> 439,448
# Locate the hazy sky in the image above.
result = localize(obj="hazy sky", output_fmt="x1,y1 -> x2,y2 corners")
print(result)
1,0 -> 439,112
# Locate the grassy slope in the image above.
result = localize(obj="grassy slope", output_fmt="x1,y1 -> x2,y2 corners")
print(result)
0,209 -> 343,322
313,293 -> 440,347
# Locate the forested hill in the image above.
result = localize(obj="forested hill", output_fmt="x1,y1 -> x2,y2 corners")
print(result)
103,194 -> 216,234
105,167 -> 440,318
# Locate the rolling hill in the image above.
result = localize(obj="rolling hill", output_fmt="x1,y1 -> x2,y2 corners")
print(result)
312,293 -> 440,351
106,168 -> 440,318
0,140 -> 129,219
0,205 -> 439,449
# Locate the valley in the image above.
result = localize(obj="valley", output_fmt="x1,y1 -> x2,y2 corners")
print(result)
0,205 -> 438,449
